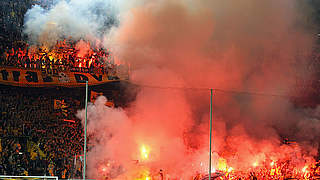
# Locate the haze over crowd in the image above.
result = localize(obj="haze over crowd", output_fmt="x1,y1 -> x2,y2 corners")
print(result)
71,0 -> 320,178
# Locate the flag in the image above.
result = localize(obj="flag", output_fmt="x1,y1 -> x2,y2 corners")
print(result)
54,99 -> 62,109
91,91 -> 103,102
105,101 -> 115,108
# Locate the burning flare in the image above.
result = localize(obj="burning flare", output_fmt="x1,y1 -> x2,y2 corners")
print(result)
140,144 -> 150,160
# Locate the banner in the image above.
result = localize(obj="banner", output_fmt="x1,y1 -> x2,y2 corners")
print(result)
0,67 -> 123,87
54,99 -> 64,109
91,90 -> 115,107
90,90 -> 103,102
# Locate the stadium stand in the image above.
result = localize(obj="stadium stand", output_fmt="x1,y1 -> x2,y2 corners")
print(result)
0,85 -> 84,178
0,83 -> 130,178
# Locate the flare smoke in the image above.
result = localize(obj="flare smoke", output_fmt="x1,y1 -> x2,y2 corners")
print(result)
23,0 -> 119,47
73,0 -> 319,179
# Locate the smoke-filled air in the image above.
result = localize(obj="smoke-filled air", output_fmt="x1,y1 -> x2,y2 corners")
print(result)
24,0 -> 320,179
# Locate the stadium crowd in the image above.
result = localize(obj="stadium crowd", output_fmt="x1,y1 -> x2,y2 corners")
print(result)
0,0 -> 119,76
0,39 -> 115,75
0,85 -> 86,178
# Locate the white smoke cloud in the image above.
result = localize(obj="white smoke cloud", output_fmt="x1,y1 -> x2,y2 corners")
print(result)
23,0 -> 120,46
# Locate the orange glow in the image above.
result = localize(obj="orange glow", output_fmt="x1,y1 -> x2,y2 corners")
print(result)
270,161 -> 275,166
134,169 -> 151,180
99,164 -> 108,173
302,166 -> 308,173
253,161 -> 258,167
23,39 -> 114,70
140,144 -> 150,160
218,158 -> 227,171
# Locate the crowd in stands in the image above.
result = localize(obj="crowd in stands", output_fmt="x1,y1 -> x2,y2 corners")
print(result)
0,85 -> 87,178
0,0 -> 125,178
0,39 -> 117,75
0,0 -> 120,75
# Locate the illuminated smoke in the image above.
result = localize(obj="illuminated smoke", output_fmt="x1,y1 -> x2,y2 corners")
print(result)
75,0 -> 320,179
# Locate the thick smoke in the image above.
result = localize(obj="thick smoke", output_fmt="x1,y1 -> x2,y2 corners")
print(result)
23,0 -> 119,46
75,0 -> 320,179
